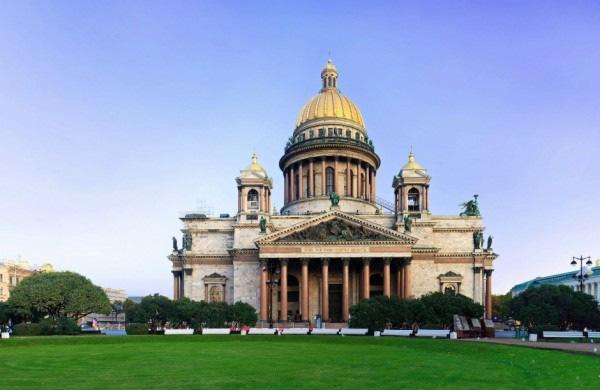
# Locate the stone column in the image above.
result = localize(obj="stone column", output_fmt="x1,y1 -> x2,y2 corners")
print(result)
301,259 -> 309,321
365,165 -> 370,200
173,272 -> 179,300
321,159 -> 326,196
383,258 -> 391,297
342,259 -> 350,321
290,166 -> 295,201
396,263 -> 404,297
485,270 -> 493,319
403,259 -> 412,299
346,159 -> 351,196
280,259 -> 288,322
333,158 -> 339,193
238,188 -> 241,212
260,260 -> 268,321
242,188 -> 247,211
321,259 -> 330,321
298,162 -> 304,199
309,159 -> 314,197
372,170 -> 376,201
362,258 -> 370,300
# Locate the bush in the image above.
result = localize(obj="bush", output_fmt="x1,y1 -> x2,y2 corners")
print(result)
39,317 -> 80,335
126,323 -> 149,335
230,301 -> 258,326
13,322 -> 42,336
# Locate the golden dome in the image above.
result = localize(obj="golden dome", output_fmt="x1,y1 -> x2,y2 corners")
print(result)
295,59 -> 366,130
402,149 -> 425,171
239,153 -> 269,179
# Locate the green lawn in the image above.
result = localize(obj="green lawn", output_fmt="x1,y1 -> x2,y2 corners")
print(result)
1,335 -> 598,389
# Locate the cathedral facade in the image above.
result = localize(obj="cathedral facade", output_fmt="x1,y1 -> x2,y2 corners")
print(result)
169,60 -> 498,325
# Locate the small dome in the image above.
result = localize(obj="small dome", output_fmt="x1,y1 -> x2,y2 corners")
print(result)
295,59 -> 366,130
239,153 -> 269,179
402,149 -> 425,171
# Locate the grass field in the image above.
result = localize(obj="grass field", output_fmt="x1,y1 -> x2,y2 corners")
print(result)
1,335 -> 598,389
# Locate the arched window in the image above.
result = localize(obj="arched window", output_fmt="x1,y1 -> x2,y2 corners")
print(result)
247,189 -> 259,209
326,167 -> 335,195
303,175 -> 309,197
350,170 -> 355,196
408,188 -> 420,211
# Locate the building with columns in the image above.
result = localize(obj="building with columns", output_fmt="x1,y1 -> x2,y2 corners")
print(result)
169,59 -> 498,325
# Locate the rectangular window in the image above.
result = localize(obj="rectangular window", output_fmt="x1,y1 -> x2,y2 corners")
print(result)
328,128 -> 333,136
309,129 -> 314,139
346,130 -> 351,138
318,128 -> 324,137
355,133 -> 360,141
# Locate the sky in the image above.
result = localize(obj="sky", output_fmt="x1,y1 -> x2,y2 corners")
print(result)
1,1 -> 599,296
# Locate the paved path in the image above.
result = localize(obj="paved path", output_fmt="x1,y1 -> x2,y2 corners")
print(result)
463,337 -> 600,357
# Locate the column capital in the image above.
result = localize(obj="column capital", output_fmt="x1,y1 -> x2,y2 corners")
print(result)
260,259 -> 268,268
383,258 -> 391,266
484,269 -> 494,276
342,258 -> 351,266
280,259 -> 288,266
321,258 -> 330,266
301,258 -> 310,266
362,258 -> 371,266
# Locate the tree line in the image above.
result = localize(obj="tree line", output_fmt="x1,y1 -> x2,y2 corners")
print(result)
349,292 -> 484,332
492,285 -> 600,333
124,294 -> 257,333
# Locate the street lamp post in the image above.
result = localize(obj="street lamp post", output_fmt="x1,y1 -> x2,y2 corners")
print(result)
266,262 -> 280,328
570,255 -> 593,292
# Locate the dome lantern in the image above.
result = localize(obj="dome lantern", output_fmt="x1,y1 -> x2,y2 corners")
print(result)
321,58 -> 339,91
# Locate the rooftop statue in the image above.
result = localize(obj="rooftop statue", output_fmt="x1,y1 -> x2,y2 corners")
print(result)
259,216 -> 267,233
329,191 -> 340,207
460,194 -> 481,217
403,215 -> 413,233
486,235 -> 493,251
172,236 -> 178,252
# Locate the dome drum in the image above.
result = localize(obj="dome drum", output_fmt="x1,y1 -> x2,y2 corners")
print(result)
280,59 -> 381,214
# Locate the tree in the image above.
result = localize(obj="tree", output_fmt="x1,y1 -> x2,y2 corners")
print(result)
230,301 -> 258,326
510,285 -> 600,331
7,271 -> 111,321
0,301 -> 9,325
123,299 -> 146,323
492,293 -> 512,321
138,294 -> 175,332
419,293 -> 483,328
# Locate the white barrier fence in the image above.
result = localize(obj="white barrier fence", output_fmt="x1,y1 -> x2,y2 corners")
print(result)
156,328 -> 451,338
202,328 -> 231,335
164,329 -> 195,335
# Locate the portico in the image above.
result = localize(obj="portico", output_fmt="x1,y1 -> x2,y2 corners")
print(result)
255,210 -> 416,324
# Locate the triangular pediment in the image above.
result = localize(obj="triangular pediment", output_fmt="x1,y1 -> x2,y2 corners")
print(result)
256,211 -> 417,245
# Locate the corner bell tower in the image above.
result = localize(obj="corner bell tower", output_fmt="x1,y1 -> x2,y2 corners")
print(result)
236,153 -> 272,223
393,149 -> 431,218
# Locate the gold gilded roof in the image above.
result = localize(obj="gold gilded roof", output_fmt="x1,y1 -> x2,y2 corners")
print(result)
239,153 -> 269,179
295,59 -> 366,130
402,149 -> 425,171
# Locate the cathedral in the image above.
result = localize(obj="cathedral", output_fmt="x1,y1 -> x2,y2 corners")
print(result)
169,59 -> 498,325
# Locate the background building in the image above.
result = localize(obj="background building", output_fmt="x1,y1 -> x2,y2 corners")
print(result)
0,259 -> 54,301
80,288 -> 128,329
169,60 -> 499,325
511,260 -> 600,302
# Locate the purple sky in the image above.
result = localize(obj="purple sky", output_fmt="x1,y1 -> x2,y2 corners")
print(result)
1,1 -> 599,296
